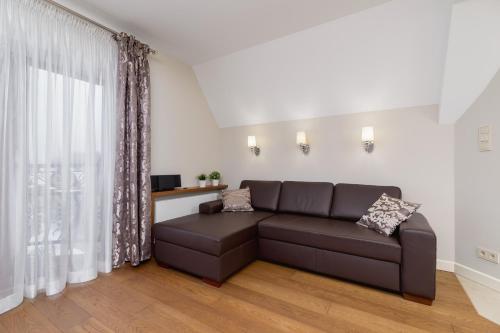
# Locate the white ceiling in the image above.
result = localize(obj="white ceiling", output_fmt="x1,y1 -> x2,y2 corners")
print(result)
68,0 -> 391,65
195,0 -> 456,128
439,0 -> 500,124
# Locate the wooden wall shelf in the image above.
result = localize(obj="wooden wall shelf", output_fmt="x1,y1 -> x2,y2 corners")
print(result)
152,184 -> 228,199
151,184 -> 228,224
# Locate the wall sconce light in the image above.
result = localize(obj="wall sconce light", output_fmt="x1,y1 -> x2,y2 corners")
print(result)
296,131 -> 310,154
362,126 -> 374,153
247,135 -> 260,156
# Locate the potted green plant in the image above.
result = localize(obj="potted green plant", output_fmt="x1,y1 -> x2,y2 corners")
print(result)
197,174 -> 207,187
209,171 -> 221,186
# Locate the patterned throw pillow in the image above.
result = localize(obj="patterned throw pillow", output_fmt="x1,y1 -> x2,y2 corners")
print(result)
357,193 -> 420,236
221,187 -> 254,212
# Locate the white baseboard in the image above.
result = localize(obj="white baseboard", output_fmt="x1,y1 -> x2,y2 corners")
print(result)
455,263 -> 500,293
436,259 -> 455,272
436,260 -> 500,293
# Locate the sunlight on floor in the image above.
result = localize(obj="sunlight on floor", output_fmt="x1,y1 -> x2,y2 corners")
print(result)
458,275 -> 500,325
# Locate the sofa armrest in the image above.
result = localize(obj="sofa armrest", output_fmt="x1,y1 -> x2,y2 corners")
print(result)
399,213 -> 436,301
199,199 -> 223,214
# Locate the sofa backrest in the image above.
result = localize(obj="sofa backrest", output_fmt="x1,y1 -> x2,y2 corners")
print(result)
330,183 -> 402,221
240,180 -> 282,211
278,181 -> 334,217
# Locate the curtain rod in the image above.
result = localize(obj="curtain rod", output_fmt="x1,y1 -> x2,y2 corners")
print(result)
44,0 -> 157,54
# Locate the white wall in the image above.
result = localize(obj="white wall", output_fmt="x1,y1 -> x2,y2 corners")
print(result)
154,192 -> 219,223
455,69 -> 500,279
221,106 -> 455,262
194,0 -> 455,128
440,0 -> 500,124
150,53 -> 222,186
149,54 -> 223,222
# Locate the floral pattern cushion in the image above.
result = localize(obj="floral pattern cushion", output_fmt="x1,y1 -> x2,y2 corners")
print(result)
357,193 -> 420,236
221,187 -> 254,212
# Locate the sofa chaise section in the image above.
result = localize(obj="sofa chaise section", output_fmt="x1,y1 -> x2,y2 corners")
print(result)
153,211 -> 274,285
153,180 -> 282,286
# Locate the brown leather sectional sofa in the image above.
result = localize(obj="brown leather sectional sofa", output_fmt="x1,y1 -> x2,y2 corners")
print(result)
153,180 -> 437,305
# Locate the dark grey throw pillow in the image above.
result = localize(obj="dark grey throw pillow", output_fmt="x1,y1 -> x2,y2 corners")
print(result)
357,193 -> 420,236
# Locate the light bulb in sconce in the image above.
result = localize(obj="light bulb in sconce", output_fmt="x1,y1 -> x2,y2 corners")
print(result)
247,135 -> 260,156
296,131 -> 310,154
361,126 -> 374,153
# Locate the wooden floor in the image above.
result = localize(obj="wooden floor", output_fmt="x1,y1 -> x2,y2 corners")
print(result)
1,260 -> 499,333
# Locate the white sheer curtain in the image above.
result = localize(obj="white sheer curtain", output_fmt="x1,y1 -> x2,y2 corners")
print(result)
0,0 -> 117,314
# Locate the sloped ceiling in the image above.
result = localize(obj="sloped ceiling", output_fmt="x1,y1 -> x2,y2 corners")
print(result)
439,0 -> 500,124
63,0 -> 391,65
194,0 -> 456,128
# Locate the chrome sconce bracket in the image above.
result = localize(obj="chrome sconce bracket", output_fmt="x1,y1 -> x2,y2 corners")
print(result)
250,146 -> 261,156
363,141 -> 374,153
299,143 -> 310,154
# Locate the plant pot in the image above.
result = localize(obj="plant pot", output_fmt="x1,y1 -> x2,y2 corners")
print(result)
211,179 -> 219,186
199,180 -> 206,188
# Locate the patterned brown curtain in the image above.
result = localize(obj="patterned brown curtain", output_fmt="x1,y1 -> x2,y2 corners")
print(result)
112,33 -> 152,267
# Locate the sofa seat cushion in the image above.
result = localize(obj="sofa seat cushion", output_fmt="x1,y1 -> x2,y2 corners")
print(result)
258,214 -> 401,263
154,211 -> 274,256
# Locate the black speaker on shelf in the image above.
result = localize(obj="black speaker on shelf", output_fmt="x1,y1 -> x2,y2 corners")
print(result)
151,174 -> 181,192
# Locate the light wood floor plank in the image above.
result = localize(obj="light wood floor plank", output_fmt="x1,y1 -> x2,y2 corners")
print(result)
230,268 -> 429,333
64,286 -> 136,332
31,293 -> 91,332
126,275 -> 255,333
214,294 -> 325,333
288,269 -> 499,332
0,302 -> 61,332
1,259 -> 499,333
221,280 -> 371,332
67,317 -> 115,333
228,273 -> 332,314
245,267 -> 453,332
